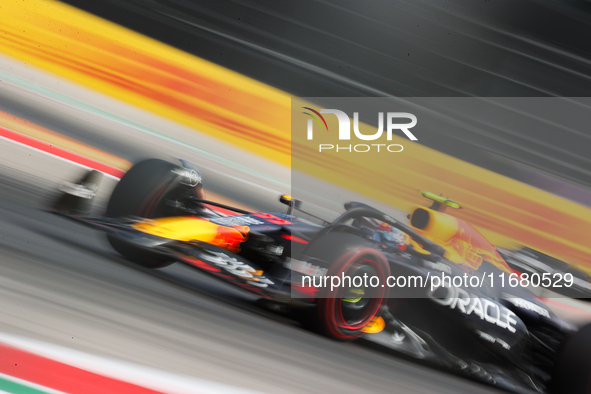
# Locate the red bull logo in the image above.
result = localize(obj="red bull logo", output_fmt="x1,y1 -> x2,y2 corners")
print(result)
211,225 -> 250,253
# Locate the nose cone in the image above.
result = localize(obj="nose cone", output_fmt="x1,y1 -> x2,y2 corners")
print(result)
132,217 -> 249,252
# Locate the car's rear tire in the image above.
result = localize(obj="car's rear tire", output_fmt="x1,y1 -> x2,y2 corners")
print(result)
551,323 -> 591,394
106,159 -> 180,268
301,232 -> 390,341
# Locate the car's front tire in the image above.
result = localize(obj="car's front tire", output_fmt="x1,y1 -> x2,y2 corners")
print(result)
106,159 -> 181,268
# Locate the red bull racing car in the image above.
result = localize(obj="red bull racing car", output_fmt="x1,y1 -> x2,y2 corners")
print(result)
52,158 -> 591,394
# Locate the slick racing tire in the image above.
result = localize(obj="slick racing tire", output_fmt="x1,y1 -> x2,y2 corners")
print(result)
106,159 -> 180,268
303,232 -> 390,341
551,323 -> 591,394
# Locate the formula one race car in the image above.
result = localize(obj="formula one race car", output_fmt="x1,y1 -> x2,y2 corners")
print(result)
52,158 -> 591,394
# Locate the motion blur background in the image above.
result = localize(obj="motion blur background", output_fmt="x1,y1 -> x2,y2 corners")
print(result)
2,0 -> 591,393
53,0 -> 591,271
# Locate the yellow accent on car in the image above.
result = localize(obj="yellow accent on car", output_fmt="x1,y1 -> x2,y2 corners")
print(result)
362,317 -> 386,334
410,207 -> 459,241
131,217 -> 249,253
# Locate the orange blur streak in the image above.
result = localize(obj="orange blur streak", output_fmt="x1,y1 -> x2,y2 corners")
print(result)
0,2 -> 291,165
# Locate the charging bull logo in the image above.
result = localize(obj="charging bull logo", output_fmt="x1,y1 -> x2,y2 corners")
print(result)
212,225 -> 249,253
